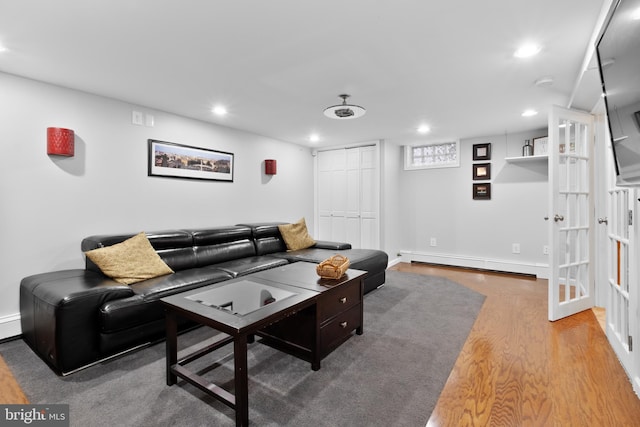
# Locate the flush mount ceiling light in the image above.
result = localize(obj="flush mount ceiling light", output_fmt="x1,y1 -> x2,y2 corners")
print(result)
323,94 -> 366,119
522,109 -> 538,117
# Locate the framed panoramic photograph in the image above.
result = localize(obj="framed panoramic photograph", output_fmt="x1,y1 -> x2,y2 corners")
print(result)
473,163 -> 491,180
472,143 -> 491,161
473,183 -> 491,200
148,139 -> 234,182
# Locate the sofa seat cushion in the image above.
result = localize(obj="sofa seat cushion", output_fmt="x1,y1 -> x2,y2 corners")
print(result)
208,256 -> 289,278
100,268 -> 233,333
272,248 -> 388,272
129,268 -> 233,300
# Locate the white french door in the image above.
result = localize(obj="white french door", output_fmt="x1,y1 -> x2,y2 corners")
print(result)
548,105 -> 595,321
599,113 -> 637,390
605,185 -> 634,371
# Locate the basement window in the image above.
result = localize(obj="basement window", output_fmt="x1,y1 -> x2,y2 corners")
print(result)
404,141 -> 460,170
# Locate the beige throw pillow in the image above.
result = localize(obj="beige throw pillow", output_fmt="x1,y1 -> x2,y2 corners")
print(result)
84,232 -> 174,285
278,218 -> 316,251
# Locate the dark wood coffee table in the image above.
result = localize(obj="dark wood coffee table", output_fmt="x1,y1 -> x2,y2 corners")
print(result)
161,262 -> 366,426
251,262 -> 366,370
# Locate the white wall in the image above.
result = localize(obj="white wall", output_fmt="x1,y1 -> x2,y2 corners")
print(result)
394,129 -> 549,275
0,72 -> 314,337
380,140 -> 403,265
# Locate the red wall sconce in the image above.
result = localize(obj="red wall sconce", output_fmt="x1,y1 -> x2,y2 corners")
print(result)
47,127 -> 75,157
265,159 -> 277,175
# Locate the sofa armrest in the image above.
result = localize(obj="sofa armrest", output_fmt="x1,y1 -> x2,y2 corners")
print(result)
20,269 -> 134,373
313,240 -> 352,250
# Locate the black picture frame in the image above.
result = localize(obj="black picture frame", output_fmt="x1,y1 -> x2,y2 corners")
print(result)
473,183 -> 491,200
473,143 -> 491,161
533,136 -> 549,156
473,163 -> 491,180
148,139 -> 234,182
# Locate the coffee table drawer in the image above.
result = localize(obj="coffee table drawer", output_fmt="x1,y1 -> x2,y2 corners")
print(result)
320,304 -> 361,356
318,279 -> 360,323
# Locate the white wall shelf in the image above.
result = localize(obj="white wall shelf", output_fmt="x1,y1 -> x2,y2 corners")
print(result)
505,154 -> 548,163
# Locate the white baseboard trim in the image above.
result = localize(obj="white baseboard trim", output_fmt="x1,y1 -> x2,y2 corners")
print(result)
633,375 -> 640,399
399,250 -> 549,279
0,313 -> 21,340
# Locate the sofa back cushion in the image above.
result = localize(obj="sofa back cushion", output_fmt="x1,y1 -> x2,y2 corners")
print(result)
187,226 -> 257,267
237,223 -> 288,255
82,226 -> 258,273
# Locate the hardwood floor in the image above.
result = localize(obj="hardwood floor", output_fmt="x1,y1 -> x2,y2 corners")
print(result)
0,351 -> 28,404
389,262 -> 640,426
2,263 -> 640,426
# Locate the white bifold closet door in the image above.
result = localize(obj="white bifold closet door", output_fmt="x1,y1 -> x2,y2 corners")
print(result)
317,145 -> 380,249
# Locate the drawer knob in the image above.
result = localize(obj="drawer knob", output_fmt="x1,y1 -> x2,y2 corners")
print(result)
340,321 -> 348,328
340,297 -> 347,304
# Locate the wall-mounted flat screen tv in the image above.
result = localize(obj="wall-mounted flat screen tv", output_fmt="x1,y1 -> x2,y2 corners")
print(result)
596,0 -> 640,186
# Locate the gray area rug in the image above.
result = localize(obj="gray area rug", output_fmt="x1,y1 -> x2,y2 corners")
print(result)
1,271 -> 485,427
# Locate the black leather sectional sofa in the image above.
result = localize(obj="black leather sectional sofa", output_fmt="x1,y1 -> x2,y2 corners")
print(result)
19,222 -> 388,375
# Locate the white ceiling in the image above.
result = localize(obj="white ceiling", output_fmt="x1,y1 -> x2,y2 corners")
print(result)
0,0 -> 607,148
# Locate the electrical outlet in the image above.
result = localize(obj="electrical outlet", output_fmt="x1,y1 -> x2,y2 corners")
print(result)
512,243 -> 521,254
543,245 -> 549,255
132,110 -> 143,125
430,237 -> 437,247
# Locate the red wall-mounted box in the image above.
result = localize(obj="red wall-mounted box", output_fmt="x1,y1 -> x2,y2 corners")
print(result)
47,127 -> 75,157
265,159 -> 277,175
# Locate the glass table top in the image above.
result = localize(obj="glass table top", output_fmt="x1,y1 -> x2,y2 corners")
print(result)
186,280 -> 298,316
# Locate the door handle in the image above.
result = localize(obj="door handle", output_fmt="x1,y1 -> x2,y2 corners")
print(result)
554,214 -> 564,222
598,217 -> 608,225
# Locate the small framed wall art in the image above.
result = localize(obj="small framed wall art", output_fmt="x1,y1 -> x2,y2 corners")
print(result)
472,143 -> 491,161
473,163 -> 491,180
473,183 -> 491,200
533,136 -> 548,156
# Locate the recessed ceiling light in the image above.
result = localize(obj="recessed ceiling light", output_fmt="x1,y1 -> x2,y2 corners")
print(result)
417,124 -> 430,134
309,134 -> 320,143
522,109 -> 538,117
212,106 -> 227,116
514,44 -> 541,58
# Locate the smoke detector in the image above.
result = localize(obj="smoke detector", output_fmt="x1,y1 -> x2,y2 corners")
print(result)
323,94 -> 366,119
